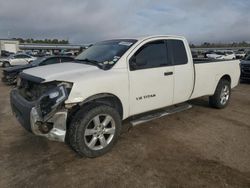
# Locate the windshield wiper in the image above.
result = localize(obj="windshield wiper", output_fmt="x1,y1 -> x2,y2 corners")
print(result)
75,58 -> 104,69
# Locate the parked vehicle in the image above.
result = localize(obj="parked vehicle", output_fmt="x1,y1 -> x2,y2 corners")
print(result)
0,54 -> 36,67
0,51 -> 15,67
191,51 -> 198,58
240,55 -> 250,81
204,50 -> 215,58
2,56 -> 74,85
61,51 -> 75,56
235,51 -> 246,59
1,50 -> 14,57
206,51 -> 236,60
10,35 -> 240,157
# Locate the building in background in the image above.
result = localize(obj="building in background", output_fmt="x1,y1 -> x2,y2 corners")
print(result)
19,43 -> 86,56
0,39 -> 19,55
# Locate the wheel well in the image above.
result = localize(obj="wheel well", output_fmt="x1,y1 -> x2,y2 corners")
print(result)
220,75 -> 231,86
67,94 -> 123,126
86,95 -> 123,119
2,61 -> 10,67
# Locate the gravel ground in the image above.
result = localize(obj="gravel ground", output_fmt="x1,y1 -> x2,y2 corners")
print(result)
0,70 -> 250,188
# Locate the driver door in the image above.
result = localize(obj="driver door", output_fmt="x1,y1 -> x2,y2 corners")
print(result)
128,40 -> 174,116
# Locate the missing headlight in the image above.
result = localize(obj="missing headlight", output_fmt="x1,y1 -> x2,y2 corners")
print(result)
38,84 -> 70,119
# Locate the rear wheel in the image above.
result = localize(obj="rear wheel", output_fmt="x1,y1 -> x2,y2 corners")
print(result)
209,79 -> 231,109
68,104 -> 121,158
2,62 -> 10,68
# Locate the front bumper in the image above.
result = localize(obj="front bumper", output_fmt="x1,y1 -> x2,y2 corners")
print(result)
10,89 -> 67,142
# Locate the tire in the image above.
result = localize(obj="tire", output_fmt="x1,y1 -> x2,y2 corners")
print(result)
2,62 -> 10,68
209,79 -> 231,109
68,104 -> 122,158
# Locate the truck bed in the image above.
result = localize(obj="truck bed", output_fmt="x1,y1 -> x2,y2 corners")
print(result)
190,59 -> 240,99
193,58 -> 231,64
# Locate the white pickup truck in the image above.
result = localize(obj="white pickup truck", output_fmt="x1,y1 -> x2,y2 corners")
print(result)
10,35 -> 240,157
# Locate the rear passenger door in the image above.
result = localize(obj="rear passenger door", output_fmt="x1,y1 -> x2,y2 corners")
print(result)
166,39 -> 194,104
128,40 -> 174,115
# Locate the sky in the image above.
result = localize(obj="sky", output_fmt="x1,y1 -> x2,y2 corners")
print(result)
0,0 -> 249,44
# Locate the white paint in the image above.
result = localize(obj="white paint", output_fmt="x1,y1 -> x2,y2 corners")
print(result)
23,35 -> 241,120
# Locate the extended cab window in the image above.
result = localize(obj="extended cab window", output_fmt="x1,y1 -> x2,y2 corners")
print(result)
167,40 -> 188,65
130,40 -> 168,70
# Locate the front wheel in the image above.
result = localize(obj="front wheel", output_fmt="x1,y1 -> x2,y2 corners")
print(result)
2,61 -> 11,68
209,79 -> 231,109
68,104 -> 122,158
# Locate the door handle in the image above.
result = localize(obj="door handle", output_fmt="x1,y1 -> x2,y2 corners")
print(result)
164,72 -> 173,76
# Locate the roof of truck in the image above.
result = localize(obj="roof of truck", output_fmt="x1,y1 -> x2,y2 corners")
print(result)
136,35 -> 185,41
100,35 -> 185,43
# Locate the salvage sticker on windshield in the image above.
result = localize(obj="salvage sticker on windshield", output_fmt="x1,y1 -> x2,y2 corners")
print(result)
119,41 -> 133,46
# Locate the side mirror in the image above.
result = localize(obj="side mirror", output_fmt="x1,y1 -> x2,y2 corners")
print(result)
129,56 -> 137,70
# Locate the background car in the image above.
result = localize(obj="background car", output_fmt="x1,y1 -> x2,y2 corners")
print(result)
0,53 -> 37,67
2,56 -> 74,85
235,50 -> 246,59
240,55 -> 250,81
206,51 -> 236,60
0,50 -> 15,57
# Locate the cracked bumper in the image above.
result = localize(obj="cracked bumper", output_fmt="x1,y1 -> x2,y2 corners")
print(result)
10,89 -> 67,142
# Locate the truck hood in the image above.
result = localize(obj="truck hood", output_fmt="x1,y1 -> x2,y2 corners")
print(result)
22,62 -> 100,82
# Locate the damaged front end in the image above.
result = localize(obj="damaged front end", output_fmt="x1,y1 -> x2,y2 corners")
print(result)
2,70 -> 17,85
10,73 -> 73,142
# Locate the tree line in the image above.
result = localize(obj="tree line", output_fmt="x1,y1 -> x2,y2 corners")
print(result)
10,38 -> 250,47
12,38 -> 69,44
190,41 -> 250,48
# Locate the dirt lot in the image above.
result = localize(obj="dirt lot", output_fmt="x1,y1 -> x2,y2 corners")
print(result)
0,70 -> 250,188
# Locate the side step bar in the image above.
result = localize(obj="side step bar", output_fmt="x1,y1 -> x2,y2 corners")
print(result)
130,103 -> 192,126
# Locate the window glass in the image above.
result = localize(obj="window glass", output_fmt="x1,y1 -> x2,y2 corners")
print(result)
168,40 -> 188,65
30,57 -> 47,66
15,54 -> 29,58
40,58 -> 60,66
216,52 -> 225,55
75,39 -> 137,70
61,57 -> 74,62
131,40 -> 168,70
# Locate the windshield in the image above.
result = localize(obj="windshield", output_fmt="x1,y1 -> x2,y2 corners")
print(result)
7,54 -> 15,59
75,39 -> 137,70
